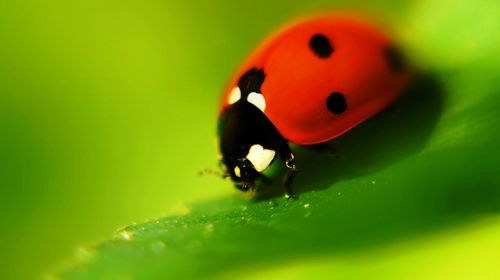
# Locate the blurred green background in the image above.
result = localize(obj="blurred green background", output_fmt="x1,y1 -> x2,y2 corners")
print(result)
0,0 -> 499,279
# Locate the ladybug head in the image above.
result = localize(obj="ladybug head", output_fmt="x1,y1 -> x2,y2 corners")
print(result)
217,99 -> 284,191
232,158 -> 260,191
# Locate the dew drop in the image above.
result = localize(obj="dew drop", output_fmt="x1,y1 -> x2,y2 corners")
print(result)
204,223 -> 215,234
268,201 -> 274,206
119,230 -> 133,241
268,201 -> 278,209
150,240 -> 166,254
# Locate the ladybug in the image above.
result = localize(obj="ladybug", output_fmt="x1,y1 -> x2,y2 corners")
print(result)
217,16 -> 412,196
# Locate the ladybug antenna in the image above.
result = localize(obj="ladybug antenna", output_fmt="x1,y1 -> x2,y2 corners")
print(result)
198,168 -> 229,179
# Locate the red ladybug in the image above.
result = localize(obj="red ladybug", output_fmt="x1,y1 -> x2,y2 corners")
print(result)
217,16 -> 412,195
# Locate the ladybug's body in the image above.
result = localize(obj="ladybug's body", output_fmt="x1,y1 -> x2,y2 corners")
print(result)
217,16 -> 412,194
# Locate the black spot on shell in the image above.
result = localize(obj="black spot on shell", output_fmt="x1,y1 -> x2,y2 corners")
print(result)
326,92 -> 347,114
384,46 -> 406,73
309,34 -> 334,58
238,68 -> 266,95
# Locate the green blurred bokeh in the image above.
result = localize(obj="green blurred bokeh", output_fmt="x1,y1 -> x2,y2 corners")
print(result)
0,0 -> 499,279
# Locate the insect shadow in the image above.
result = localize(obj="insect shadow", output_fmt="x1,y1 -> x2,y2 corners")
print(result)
255,73 -> 444,199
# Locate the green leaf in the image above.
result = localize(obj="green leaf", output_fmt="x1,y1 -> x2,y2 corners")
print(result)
54,1 -> 500,279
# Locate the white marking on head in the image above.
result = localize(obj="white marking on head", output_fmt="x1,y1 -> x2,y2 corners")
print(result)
228,87 -> 241,104
245,144 -> 275,172
247,92 -> 266,112
233,166 -> 241,177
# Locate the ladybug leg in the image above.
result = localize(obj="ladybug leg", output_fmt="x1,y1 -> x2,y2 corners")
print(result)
279,143 -> 298,199
284,167 -> 297,200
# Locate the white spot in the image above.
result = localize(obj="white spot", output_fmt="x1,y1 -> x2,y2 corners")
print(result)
245,144 -> 275,172
234,166 -> 241,177
228,87 -> 241,104
247,92 -> 266,111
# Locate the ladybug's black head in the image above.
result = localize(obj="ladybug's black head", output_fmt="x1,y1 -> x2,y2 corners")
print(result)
217,97 -> 285,191
217,68 -> 291,191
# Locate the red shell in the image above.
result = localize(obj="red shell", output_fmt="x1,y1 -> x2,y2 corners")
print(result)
220,16 -> 412,145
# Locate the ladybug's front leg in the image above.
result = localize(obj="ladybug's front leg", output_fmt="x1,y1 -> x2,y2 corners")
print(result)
283,165 -> 297,200
279,143 -> 298,199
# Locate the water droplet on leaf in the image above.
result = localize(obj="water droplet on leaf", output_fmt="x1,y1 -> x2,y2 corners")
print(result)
118,230 -> 133,241
204,223 -> 215,234
150,240 -> 166,254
